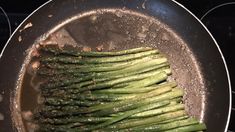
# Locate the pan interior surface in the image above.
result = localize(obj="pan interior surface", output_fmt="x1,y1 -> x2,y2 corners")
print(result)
17,9 -> 206,131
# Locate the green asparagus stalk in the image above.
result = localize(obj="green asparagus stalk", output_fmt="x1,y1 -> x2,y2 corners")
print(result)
39,116 -> 111,125
40,105 -> 81,112
45,92 -> 138,102
44,53 -> 162,68
111,68 -> 170,89
130,103 -> 184,118
110,99 -> 183,117
41,79 -> 96,94
41,50 -> 159,64
83,100 -> 170,131
39,88 -> 183,118
39,57 -> 167,83
40,54 -> 162,74
94,81 -> 177,94
51,111 -> 187,132
99,57 -> 167,76
86,85 -> 172,113
40,58 -> 169,90
41,62 -> 169,90
41,86 -> 172,118
42,69 -> 159,95
157,115 -> 188,124
37,123 -> 85,132
41,46 -> 154,57
40,76 -> 95,89
121,117 -> 199,132
44,98 -> 102,107
75,71 -> 168,93
164,123 -> 207,132
107,110 -> 186,129
89,88 -> 183,118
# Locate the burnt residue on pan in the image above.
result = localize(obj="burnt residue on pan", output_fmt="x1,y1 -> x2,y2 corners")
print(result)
14,9 -> 206,131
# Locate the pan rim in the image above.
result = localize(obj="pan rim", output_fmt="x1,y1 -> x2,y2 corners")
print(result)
0,0 -> 231,131
172,0 -> 232,131
200,2 -> 235,20
0,1 -> 52,131
0,0 -> 52,58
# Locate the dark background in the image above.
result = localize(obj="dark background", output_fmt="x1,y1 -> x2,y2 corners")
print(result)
1,0 -> 234,15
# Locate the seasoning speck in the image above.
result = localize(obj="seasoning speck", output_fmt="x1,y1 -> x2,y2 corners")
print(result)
82,46 -> 91,52
90,15 -> 97,23
96,45 -> 104,51
23,22 -> 33,30
35,44 -> 40,49
0,94 -> 2,102
48,14 -> 53,18
18,36 -> 22,42
22,111 -> 33,121
20,22 -> 33,32
31,50 -> 40,57
142,0 -> 146,9
32,61 -> 40,70
0,113 -> 4,120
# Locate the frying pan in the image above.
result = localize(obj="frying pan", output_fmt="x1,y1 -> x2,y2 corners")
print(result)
0,0 -> 231,131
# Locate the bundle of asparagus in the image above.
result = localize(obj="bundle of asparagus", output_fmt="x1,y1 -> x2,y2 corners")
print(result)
33,46 -> 206,132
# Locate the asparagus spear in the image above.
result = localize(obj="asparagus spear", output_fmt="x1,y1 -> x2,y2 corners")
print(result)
46,92 -> 138,102
121,117 -> 199,132
45,111 -> 186,132
40,88 -> 183,118
39,56 -> 167,82
75,71 -> 168,93
164,123 -> 207,132
39,54 -> 162,75
94,81 -> 177,94
98,57 -> 167,76
41,87 -> 173,118
37,123 -> 85,132
41,62 -> 169,89
111,68 -> 170,89
98,117 -> 190,131
86,85 -> 172,113
90,87 -> 183,113
39,116 -> 111,125
41,70 -> 165,96
41,46 -> 154,57
44,60 -> 141,72
41,79 -> 96,94
157,116 -> 188,124
40,50 -> 159,64
40,76 -> 96,89
44,98 -> 102,107
82,100 -> 170,131
40,105 -> 81,112
110,99 -> 183,117
130,103 -> 184,118
40,57 -> 168,90
107,110 -> 186,129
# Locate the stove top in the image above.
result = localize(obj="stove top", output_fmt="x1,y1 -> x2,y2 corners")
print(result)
178,1 -> 235,131
0,0 -> 234,131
